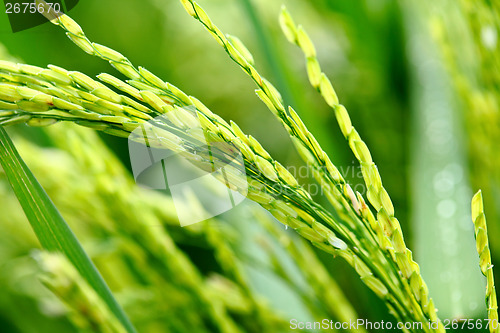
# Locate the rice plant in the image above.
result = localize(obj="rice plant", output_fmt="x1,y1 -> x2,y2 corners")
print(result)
0,0 -> 498,332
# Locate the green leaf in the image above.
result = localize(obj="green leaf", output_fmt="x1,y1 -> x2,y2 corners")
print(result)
0,127 -> 136,333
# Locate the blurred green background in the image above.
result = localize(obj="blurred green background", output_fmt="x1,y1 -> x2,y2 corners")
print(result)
0,0 -> 499,332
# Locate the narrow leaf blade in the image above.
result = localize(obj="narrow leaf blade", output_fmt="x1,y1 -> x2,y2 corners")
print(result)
0,127 -> 136,333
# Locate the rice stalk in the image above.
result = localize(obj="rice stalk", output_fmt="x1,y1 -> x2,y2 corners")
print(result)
0,58 -> 350,269
278,5 -> 444,326
1,13 -> 405,333
0,1 -> 443,329
177,0 -> 440,329
9,125 -> 349,332
1,34 -> 340,333
179,0 -> 368,235
0,49 -> 416,326
471,190 -> 499,333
